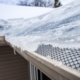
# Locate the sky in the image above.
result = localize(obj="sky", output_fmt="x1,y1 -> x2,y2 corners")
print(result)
0,4 -> 53,20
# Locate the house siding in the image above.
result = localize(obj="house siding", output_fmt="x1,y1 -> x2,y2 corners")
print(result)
0,45 -> 30,80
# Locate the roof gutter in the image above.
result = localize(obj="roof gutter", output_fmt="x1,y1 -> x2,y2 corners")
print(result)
0,36 -> 80,80
0,36 -> 7,46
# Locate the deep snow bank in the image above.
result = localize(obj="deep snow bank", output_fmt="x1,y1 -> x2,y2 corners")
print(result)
0,0 -> 80,52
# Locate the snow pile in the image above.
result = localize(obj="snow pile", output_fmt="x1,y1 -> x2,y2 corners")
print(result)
0,4 -> 53,20
0,0 -> 80,52
0,19 -> 10,32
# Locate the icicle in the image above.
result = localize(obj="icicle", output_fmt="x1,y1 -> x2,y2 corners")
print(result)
21,48 -> 23,53
14,48 -> 17,55
11,44 -> 17,55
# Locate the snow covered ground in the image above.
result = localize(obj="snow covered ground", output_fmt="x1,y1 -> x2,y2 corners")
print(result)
0,3 -> 53,20
0,0 -> 80,52
0,0 -> 75,6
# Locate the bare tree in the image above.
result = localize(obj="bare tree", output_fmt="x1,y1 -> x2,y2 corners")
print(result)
54,0 -> 62,8
18,0 -> 62,8
18,0 -> 27,6
35,0 -> 38,6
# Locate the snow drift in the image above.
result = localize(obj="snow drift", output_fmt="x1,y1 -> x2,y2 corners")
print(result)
0,0 -> 80,52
